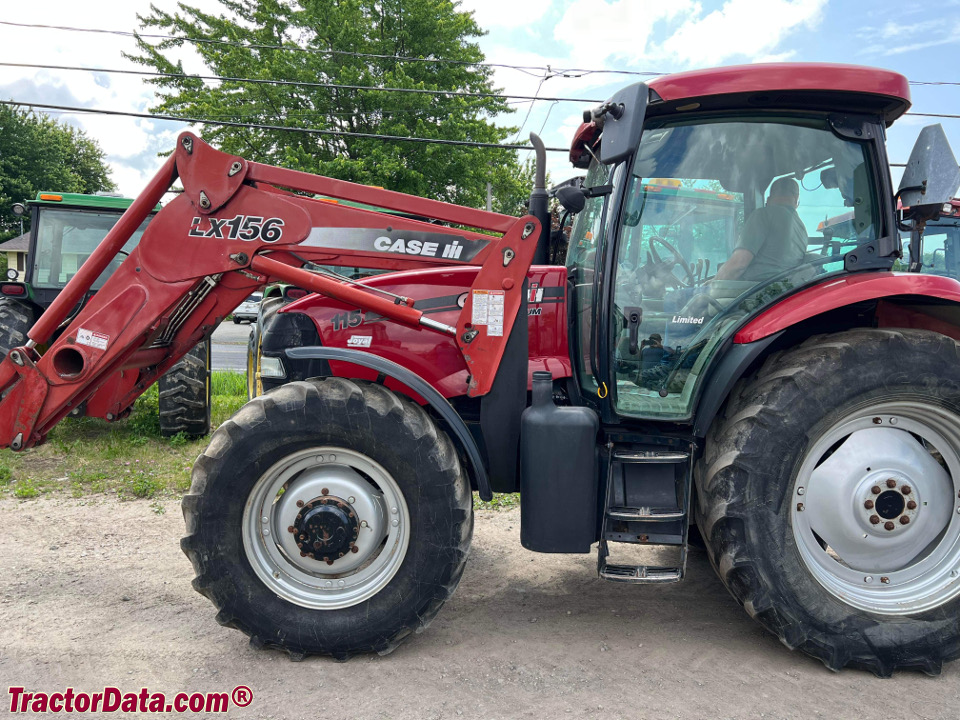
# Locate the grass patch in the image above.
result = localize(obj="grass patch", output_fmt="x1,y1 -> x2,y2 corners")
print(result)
473,492 -> 520,511
2,371 -> 248,500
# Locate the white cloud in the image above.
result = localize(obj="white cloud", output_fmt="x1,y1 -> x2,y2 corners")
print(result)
554,0 -> 696,65
458,0 -> 555,28
657,0 -> 827,67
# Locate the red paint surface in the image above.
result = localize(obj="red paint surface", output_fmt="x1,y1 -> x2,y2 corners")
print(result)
648,63 -> 910,112
282,266 -> 571,400
734,273 -> 960,344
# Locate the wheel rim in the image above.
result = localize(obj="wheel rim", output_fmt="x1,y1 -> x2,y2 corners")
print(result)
792,401 -> 960,615
242,447 -> 410,610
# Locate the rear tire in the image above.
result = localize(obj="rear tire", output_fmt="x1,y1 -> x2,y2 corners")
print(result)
696,329 -> 960,676
0,298 -> 36,355
182,378 -> 472,659
158,341 -> 212,437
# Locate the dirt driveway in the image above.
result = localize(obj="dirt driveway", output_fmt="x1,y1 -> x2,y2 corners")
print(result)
1,497 -> 957,719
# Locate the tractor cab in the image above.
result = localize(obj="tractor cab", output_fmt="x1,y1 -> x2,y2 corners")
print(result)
564,64 -> 957,423
11,192 -> 158,309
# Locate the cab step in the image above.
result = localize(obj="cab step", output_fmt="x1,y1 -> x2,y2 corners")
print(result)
597,442 -> 694,585
598,561 -> 683,584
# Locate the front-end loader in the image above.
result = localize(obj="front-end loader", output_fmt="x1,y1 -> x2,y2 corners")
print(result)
2,63 -> 960,676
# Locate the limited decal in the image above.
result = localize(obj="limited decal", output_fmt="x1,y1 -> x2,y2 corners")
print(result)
300,228 -> 488,262
671,315 -> 705,325
76,328 -> 109,351
472,289 -> 505,337
347,335 -> 372,348
189,215 -> 284,242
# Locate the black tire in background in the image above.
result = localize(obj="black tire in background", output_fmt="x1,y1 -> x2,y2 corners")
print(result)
158,341 -> 212,437
696,329 -> 960,676
246,296 -> 285,400
0,298 -> 37,355
182,378 -> 472,659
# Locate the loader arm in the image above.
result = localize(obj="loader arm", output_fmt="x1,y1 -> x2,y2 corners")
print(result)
0,133 -> 541,451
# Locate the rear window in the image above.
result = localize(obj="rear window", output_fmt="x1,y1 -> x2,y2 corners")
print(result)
246,294 -> 262,302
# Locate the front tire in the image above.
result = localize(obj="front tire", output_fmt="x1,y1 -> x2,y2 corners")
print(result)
696,329 -> 960,676
182,378 -> 472,658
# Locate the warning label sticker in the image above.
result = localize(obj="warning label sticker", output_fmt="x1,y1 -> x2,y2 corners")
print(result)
76,328 -> 109,351
471,289 -> 505,337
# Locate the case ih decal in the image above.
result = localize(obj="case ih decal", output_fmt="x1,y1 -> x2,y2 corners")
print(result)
301,228 -> 489,261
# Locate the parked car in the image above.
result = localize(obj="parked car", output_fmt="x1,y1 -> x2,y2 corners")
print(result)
232,292 -> 262,323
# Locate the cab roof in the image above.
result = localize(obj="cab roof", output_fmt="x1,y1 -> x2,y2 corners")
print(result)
647,63 -> 911,124
28,192 -> 162,212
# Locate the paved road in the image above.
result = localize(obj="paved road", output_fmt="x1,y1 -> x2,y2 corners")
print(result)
211,320 -> 252,372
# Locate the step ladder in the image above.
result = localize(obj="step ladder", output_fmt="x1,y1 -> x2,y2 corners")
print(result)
597,447 -> 693,584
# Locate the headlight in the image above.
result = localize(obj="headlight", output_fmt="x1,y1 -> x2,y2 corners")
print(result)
259,355 -> 286,378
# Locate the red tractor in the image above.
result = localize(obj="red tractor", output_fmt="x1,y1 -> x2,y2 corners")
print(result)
1,63 -> 959,676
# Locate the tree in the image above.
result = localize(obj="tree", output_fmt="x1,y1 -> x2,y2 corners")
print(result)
128,0 -> 530,213
0,105 -> 115,241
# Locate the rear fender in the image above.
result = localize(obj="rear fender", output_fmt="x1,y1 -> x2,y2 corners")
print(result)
695,272 -> 960,438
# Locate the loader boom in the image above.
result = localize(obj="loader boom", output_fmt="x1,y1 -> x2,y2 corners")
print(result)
0,133 -> 541,451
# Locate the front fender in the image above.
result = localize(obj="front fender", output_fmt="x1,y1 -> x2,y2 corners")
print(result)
285,346 -> 492,501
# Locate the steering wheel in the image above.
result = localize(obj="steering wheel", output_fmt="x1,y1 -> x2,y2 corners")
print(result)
649,235 -> 696,288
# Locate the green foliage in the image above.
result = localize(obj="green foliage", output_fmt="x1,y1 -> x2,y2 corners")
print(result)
211,369 -> 247,397
0,105 -> 115,241
119,470 -> 164,499
473,492 -> 520,510
0,463 -> 11,485
13,479 -> 40,499
127,0 -> 530,211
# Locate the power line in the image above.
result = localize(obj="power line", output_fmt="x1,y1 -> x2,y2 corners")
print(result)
0,62 -> 601,104
0,20 -> 662,79
0,99 -> 571,152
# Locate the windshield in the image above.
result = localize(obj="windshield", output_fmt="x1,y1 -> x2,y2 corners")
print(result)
32,208 -> 150,290
610,115 -> 879,419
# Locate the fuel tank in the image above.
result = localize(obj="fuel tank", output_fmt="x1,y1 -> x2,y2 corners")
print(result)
278,265 -> 570,399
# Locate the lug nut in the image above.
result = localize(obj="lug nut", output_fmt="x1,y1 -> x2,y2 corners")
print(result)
338,552 -> 344,558
907,500 -> 917,510
886,479 -> 898,488
287,526 -> 296,533
900,516 -> 910,525
881,577 -> 890,584
351,546 -> 359,553
901,485 -> 912,495
870,515 -> 881,525
872,486 -> 882,495
884,521 -> 896,531
300,551 -> 307,557
296,500 -> 305,508
864,500 -> 875,510
321,488 -> 330,495
326,559 -> 334,566
313,542 -> 321,549
797,503 -> 804,512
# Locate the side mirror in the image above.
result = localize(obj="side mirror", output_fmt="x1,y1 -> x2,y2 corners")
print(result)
898,124 -> 960,216
585,82 -> 648,166
555,185 -> 586,214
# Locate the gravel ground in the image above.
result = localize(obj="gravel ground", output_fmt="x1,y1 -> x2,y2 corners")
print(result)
1,497 -> 958,719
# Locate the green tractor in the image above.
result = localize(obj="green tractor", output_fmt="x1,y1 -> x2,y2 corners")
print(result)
4,192 -> 211,436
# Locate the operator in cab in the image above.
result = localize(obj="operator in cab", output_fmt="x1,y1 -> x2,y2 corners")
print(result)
714,177 -> 807,282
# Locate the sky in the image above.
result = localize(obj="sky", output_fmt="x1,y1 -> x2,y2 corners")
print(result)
1,0 -> 959,197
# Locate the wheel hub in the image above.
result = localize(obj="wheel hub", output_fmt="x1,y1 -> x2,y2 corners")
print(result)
291,497 -> 360,563
856,473 -> 920,535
